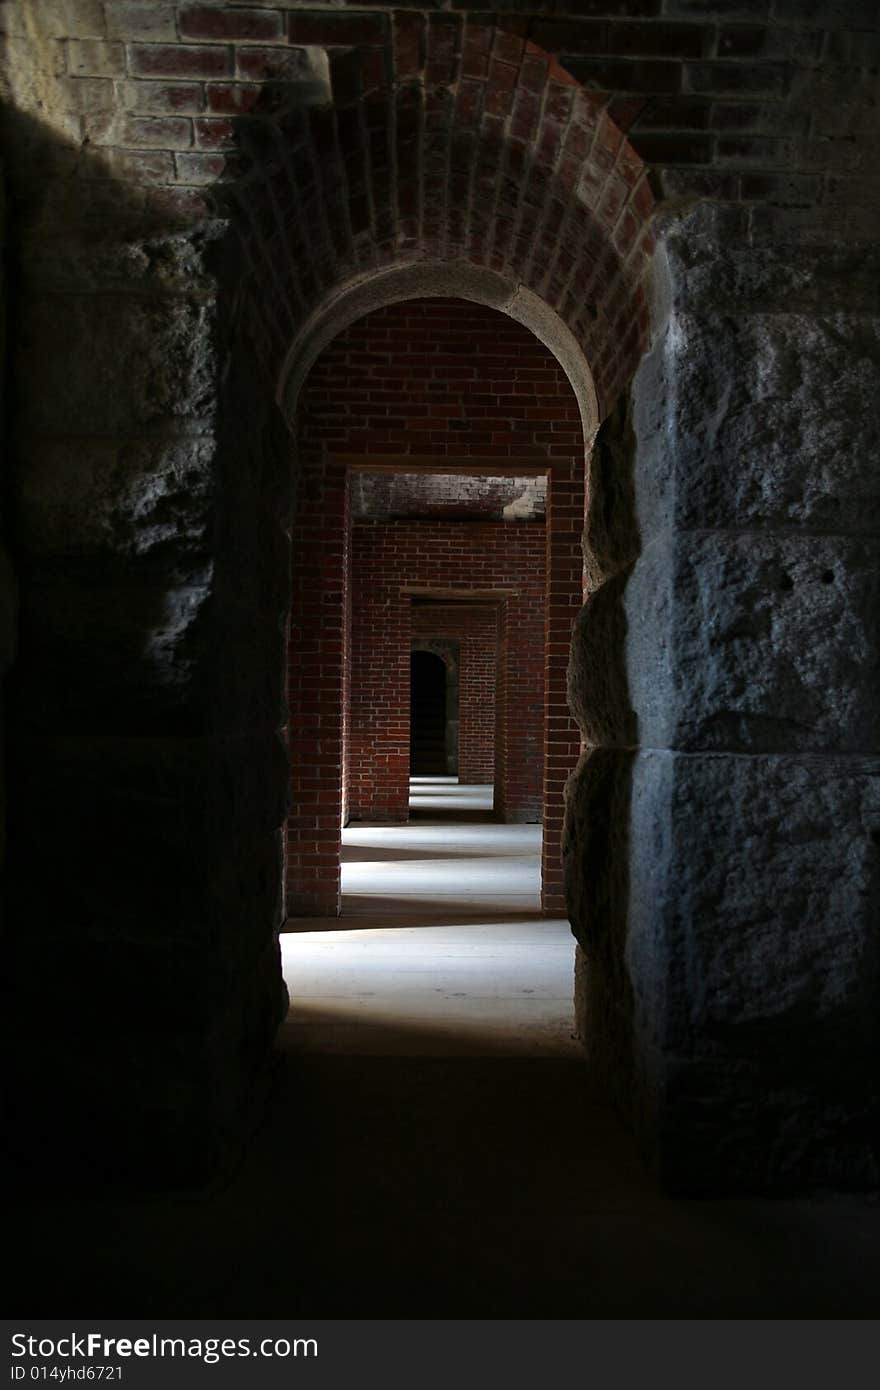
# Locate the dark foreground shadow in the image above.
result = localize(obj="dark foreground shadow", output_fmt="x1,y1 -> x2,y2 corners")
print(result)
6,1012 -> 880,1319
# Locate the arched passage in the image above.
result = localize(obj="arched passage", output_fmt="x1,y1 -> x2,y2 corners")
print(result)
231,30 -> 655,1016
286,291 -> 587,915
227,24 -> 655,413
209,21 -> 657,919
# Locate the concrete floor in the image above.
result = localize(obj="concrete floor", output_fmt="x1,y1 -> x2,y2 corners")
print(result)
283,777 -> 576,1056
6,780 -> 880,1317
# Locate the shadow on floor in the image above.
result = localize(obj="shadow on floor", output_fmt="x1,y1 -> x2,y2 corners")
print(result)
336,895 -> 548,926
408,805 -> 501,823
6,1021 -> 880,1317
340,844 -> 519,863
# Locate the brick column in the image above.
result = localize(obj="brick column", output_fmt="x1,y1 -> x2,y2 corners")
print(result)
457,611 -> 497,784
543,462 -> 585,915
493,600 -> 510,819
348,527 -> 410,821
499,586 -> 544,823
286,457 -> 349,916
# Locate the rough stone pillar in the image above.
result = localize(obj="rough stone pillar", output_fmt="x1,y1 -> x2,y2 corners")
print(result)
0,163 -> 14,903
4,201 -> 291,1182
566,203 -> 880,1191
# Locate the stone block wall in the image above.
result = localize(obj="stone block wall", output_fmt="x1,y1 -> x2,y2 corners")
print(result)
0,162 -> 15,918
1,6 -> 295,1183
566,203 -> 880,1190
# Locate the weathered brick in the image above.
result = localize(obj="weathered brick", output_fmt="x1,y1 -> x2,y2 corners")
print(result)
793,136 -> 862,172
658,167 -> 740,200
194,117 -> 237,151
607,21 -> 709,59
630,131 -> 714,164
120,115 -> 194,150
393,12 -> 426,80
146,184 -> 212,220
426,12 -> 462,86
98,147 -> 176,183
524,0 -> 660,14
563,57 -> 682,94
740,171 -> 822,202
822,29 -> 880,65
104,5 -> 177,43
748,199 -> 875,244
632,95 -> 712,129
206,82 -> 264,114
527,22 -> 606,55
716,135 -> 794,165
492,26 -> 526,67
61,77 -> 116,114
684,61 -> 790,97
717,25 -> 823,61
34,0 -> 106,40
67,39 -> 125,77
236,45 -> 315,82
288,12 -> 388,48
129,44 -> 231,80
665,0 -> 769,15
709,101 -> 810,135
822,172 -> 880,205
175,151 -> 230,184
772,0 -> 877,25
121,80 -> 207,116
179,6 -> 284,43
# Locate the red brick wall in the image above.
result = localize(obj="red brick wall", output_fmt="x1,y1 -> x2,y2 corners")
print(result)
286,455 -> 349,916
299,298 -> 582,458
459,614 -> 496,785
349,522 -> 545,820
543,465 -> 585,913
412,605 -> 498,785
289,295 -> 584,917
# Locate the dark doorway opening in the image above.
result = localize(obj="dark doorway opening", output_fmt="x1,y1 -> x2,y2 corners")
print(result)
410,649 -> 454,775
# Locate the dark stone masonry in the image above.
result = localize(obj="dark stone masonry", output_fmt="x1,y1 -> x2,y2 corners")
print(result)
1,2 -> 877,1193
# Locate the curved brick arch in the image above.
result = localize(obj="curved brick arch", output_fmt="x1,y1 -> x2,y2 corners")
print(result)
278,263 -> 599,439
412,640 -> 458,675
227,23 -> 656,417
287,291 -> 585,917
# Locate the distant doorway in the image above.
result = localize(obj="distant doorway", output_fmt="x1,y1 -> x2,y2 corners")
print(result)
410,646 -> 458,776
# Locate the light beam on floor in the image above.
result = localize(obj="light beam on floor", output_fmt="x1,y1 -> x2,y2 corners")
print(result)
282,780 -> 577,1056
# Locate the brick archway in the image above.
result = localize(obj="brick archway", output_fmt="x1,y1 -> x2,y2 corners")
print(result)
244,31 -> 658,920
226,23 -> 655,417
284,290 -> 587,917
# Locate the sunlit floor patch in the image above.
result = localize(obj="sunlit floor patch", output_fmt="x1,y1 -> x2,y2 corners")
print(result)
282,780 -> 577,1056
407,775 -> 494,813
280,921 -> 577,1057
